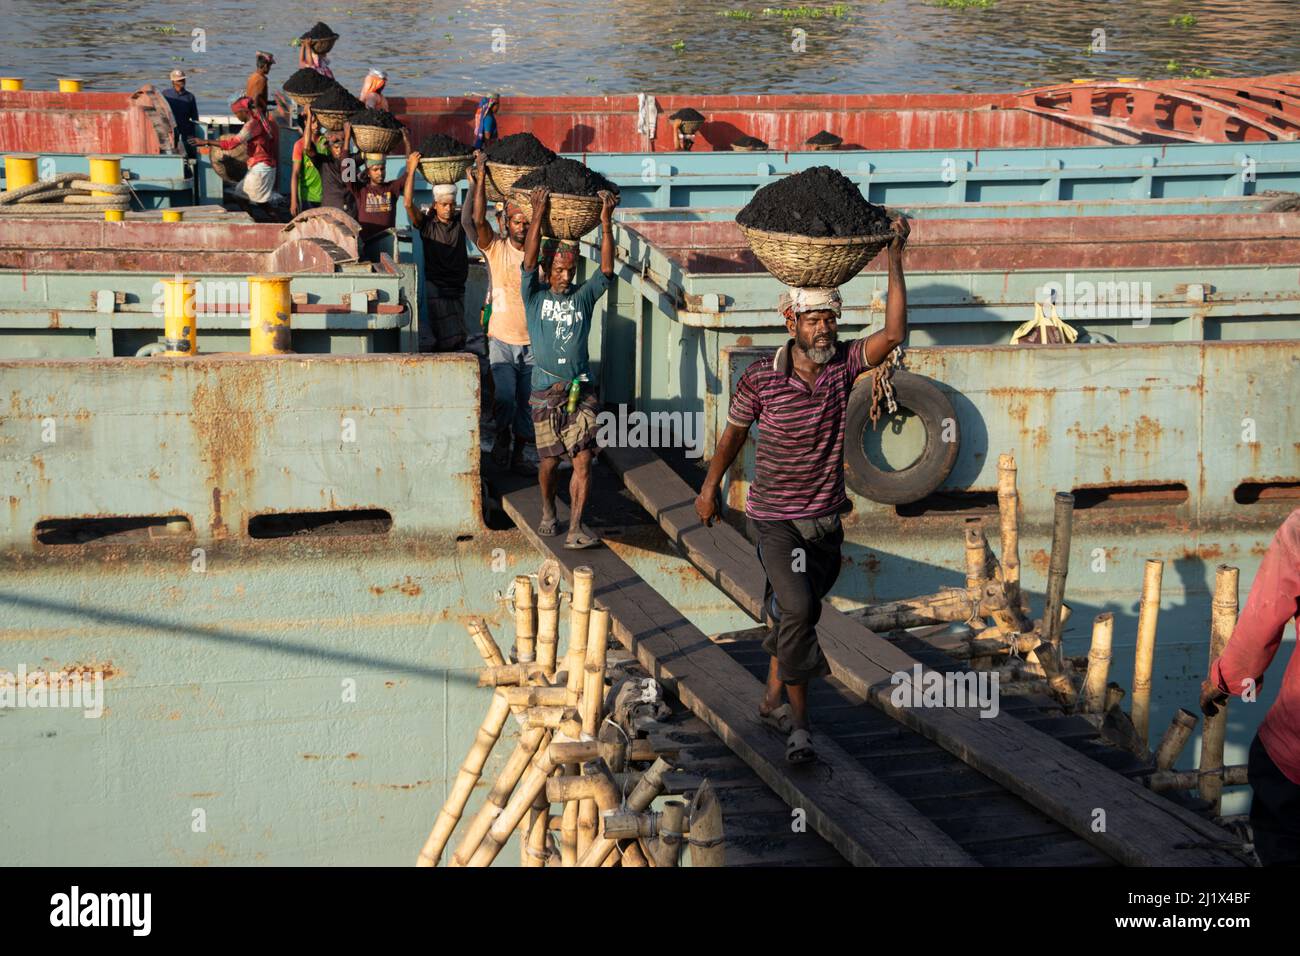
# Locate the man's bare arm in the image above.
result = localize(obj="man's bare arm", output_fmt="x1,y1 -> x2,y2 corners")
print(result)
470,151 -> 495,249
862,214 -> 910,368
694,422 -> 750,526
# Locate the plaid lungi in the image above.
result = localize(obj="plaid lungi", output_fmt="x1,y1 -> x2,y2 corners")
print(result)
529,382 -> 599,460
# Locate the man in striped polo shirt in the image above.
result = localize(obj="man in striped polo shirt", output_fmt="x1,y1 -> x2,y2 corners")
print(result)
694,215 -> 910,763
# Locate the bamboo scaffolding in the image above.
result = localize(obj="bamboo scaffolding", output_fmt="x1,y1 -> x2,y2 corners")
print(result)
523,793 -> 550,868
1155,708 -> 1198,770
514,574 -> 536,664
1199,565 -> 1238,812
450,725 -> 550,867
577,609 -> 611,857
549,738 -> 668,764
1131,559 -> 1163,746
687,779 -> 725,867
1081,612 -> 1114,714
1040,492 -> 1075,659
465,714 -> 581,867
536,559 -> 562,676
566,568 -> 594,705
850,584 -> 1009,632
417,691 -> 512,867
654,800 -> 687,868
1148,765 -> 1249,793
524,707 -> 571,728
597,721 -> 627,773
1035,640 -> 1078,709
576,757 -> 673,867
465,617 -> 508,668
997,454 -> 1024,613
478,662 -> 553,687
964,519 -> 989,591
498,685 -> 569,708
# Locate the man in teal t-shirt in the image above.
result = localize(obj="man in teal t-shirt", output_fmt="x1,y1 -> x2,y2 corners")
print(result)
520,185 -> 618,550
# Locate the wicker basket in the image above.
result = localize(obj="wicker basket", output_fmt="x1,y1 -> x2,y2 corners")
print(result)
485,161 -> 540,202
209,143 -> 248,184
312,108 -> 354,131
418,154 -> 473,186
737,224 -> 893,287
351,124 -> 402,155
309,36 -> 338,55
509,189 -> 608,241
284,88 -> 327,111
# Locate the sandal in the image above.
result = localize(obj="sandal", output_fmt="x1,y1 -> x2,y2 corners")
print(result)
564,526 -> 602,550
758,702 -> 794,735
538,516 -> 560,537
786,728 -> 815,764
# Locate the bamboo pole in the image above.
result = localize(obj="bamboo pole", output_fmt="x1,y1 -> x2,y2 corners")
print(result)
1131,558 -> 1163,745
1105,682 -> 1126,713
576,757 -> 673,867
597,721 -> 627,773
687,779 -> 725,867
1199,565 -> 1238,813
1148,765 -> 1250,793
577,609 -> 611,857
1081,612 -> 1113,714
523,793 -> 550,867
655,800 -> 687,867
549,738 -> 667,764
416,691 -> 512,867
1040,492 -> 1075,660
620,841 -> 650,867
964,518 -> 988,591
1035,640 -> 1077,709
566,567 -> 594,701
536,559 -> 561,676
465,617 -> 507,668
514,574 -> 536,664
478,662 -> 552,687
449,726 -> 549,867
602,809 -> 660,839
523,706 -> 571,728
851,585 -> 1009,632
498,685 -> 569,708
1155,708 -> 1198,770
997,454 -> 1023,609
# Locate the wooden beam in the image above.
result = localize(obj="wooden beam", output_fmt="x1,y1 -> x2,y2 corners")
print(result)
501,484 -> 976,868
602,446 -> 1245,867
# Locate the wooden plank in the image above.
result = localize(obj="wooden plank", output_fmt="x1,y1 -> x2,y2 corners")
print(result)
502,485 -> 977,868
603,446 -> 1246,867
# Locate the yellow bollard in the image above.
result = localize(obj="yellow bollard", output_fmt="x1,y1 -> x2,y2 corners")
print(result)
248,274 -> 294,355
104,209 -> 124,222
88,154 -> 121,198
4,154 -> 38,192
1,77 -> 23,91
162,277 -> 198,356
162,209 -> 184,222
57,78 -> 83,93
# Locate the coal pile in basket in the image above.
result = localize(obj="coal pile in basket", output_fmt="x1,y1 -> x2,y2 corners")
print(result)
485,132 -> 558,167
283,69 -> 337,96
669,107 -> 705,122
418,133 -> 473,157
737,165 -> 888,238
732,135 -> 768,150
806,130 -> 842,147
312,85 -> 365,114
350,108 -> 401,130
514,158 -> 619,198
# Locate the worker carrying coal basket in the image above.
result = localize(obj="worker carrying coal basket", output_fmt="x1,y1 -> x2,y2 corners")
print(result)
694,214 -> 910,764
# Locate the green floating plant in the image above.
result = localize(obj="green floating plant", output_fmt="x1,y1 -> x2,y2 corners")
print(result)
1169,14 -> 1197,28
671,39 -> 686,52
760,5 -> 848,18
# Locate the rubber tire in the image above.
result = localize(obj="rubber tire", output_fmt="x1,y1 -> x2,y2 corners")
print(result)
843,369 -> 960,505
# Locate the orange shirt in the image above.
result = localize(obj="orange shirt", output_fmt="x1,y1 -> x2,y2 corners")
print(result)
482,233 -> 528,345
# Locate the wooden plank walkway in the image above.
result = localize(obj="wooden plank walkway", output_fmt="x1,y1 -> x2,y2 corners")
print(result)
501,484 -> 978,867
601,446 -> 1246,867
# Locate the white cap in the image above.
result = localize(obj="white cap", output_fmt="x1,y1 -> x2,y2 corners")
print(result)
432,184 -> 456,201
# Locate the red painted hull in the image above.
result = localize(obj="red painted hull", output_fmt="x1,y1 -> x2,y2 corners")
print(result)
4,73 -> 1296,157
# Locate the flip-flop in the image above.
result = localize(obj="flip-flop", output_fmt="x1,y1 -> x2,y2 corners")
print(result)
538,516 -> 560,537
759,703 -> 794,735
786,728 -> 815,764
564,527 -> 602,550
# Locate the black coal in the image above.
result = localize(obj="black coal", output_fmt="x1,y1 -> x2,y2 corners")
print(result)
670,107 -> 705,122
283,69 -> 336,95
418,133 -> 473,157
733,135 -> 769,149
312,86 -> 365,114
350,108 -> 402,130
736,165 -> 889,238
485,132 -> 557,167
806,129 -> 841,146
302,21 -> 337,40
513,158 -> 619,198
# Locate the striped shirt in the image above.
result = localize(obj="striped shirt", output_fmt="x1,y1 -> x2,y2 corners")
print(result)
728,338 -> 872,521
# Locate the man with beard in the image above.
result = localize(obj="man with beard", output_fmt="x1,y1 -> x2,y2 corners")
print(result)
694,214 -> 909,764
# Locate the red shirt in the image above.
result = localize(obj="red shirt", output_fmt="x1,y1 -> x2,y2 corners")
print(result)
1212,508 -> 1300,784
351,178 -> 404,239
727,338 -> 874,521
219,113 -> 278,168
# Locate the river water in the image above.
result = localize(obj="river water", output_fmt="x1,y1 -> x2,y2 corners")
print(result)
0,0 -> 1297,101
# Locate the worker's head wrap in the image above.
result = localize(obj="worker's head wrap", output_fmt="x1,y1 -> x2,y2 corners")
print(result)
779,287 -> 841,320
230,95 -> 253,115
256,51 -> 275,68
360,69 -> 387,101
432,183 -> 456,202
540,237 -> 578,270
474,94 -> 500,137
